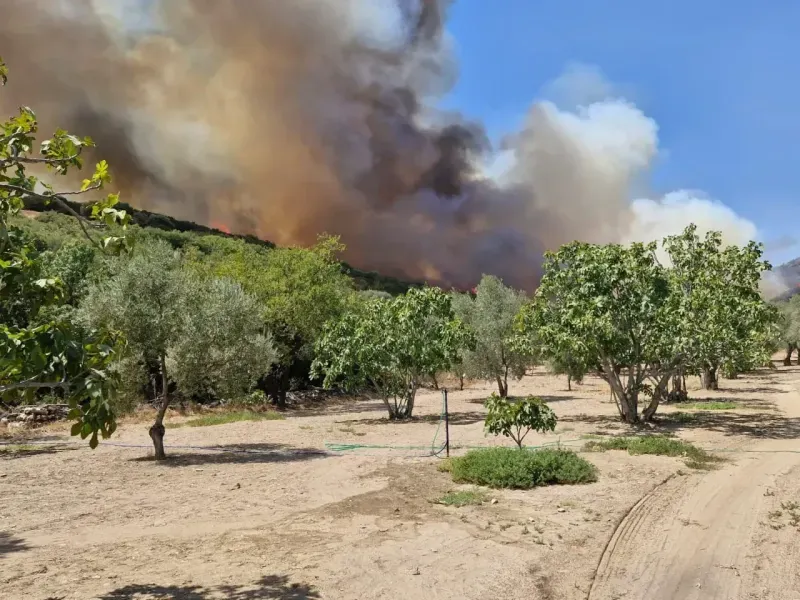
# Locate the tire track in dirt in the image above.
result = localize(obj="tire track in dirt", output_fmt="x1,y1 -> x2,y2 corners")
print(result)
588,371 -> 800,600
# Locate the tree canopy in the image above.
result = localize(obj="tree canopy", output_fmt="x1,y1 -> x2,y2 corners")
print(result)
663,225 -> 777,388
516,225 -> 777,423
311,286 -> 474,419
81,240 -> 275,458
451,275 -> 530,397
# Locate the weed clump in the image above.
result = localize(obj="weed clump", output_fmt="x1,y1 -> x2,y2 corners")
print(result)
448,447 -> 597,489
680,401 -> 739,410
436,489 -> 489,507
584,435 -> 721,470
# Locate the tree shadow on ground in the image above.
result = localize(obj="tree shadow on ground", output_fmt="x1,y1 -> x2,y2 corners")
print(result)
465,394 -> 578,406
561,407 -> 800,440
718,386 -> 787,395
288,398 -> 388,418
129,443 -> 328,467
738,371 -> 783,383
99,575 -> 320,599
0,531 -> 28,557
343,410 -> 486,427
0,443 -> 76,459
656,410 -> 800,440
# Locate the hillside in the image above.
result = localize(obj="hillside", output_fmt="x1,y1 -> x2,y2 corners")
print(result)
775,257 -> 800,300
19,197 -> 422,296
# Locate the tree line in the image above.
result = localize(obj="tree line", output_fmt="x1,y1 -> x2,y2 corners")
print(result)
0,56 -> 786,459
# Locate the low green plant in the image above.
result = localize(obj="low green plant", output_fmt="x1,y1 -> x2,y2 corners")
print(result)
436,489 -> 489,507
234,389 -> 270,408
584,435 -> 721,469
166,410 -> 284,429
484,394 -> 557,449
680,401 -> 739,410
449,447 -> 597,489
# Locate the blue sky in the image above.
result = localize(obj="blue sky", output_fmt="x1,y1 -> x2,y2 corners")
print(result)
439,0 -> 800,264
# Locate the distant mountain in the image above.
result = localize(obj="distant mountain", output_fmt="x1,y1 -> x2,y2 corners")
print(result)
775,257 -> 800,301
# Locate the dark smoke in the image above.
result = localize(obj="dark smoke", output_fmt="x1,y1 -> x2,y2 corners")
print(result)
1,0 -> 669,289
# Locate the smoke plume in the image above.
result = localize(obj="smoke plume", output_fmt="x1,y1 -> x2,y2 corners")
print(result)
0,0 -> 763,289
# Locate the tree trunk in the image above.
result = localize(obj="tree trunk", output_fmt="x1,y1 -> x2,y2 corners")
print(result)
495,376 -> 508,398
275,388 -> 287,409
149,355 -> 171,460
149,423 -> 166,460
642,374 -> 670,421
432,373 -> 439,390
459,374 -> 464,391
784,344 -> 796,366
701,366 -> 718,391
605,363 -> 638,424
388,386 -> 417,420
567,372 -> 572,391
618,390 -> 639,424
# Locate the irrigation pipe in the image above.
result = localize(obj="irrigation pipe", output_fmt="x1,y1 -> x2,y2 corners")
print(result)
3,389 -> 799,458
3,438 -> 800,456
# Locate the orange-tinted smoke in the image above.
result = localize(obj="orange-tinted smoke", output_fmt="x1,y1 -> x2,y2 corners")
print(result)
0,0 -> 567,289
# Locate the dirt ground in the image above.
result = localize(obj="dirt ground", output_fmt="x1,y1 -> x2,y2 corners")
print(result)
2,364 -> 800,600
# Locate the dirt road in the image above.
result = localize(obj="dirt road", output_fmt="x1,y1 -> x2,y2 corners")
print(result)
589,370 -> 800,600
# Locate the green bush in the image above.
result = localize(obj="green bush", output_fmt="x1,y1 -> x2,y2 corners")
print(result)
449,447 -> 597,489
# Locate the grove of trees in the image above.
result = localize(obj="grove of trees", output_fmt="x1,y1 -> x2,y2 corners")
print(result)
0,55 -> 787,454
515,225 -> 778,424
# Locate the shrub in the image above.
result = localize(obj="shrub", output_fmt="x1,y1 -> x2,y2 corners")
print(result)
449,447 -> 597,489
484,394 -> 557,449
584,435 -> 721,469
436,489 -> 489,507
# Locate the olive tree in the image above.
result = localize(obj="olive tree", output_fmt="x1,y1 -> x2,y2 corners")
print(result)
81,241 -> 275,458
451,275 -> 530,397
169,277 -> 277,400
1,57 -> 129,447
311,287 -> 474,419
79,241 -> 188,457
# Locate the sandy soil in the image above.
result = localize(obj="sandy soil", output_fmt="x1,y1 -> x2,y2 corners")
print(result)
2,365 -> 799,600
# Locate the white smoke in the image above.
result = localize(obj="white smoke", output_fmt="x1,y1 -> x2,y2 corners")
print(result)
493,63 -> 763,256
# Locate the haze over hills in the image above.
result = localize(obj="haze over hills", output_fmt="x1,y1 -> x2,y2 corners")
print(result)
775,258 -> 800,300
22,195 -> 799,301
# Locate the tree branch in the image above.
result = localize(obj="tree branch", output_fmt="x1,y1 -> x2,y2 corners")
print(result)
0,182 -> 105,249
0,379 -> 67,394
